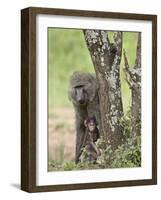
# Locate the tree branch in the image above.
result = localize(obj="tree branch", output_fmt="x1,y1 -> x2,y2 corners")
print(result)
123,33 -> 141,137
99,30 -> 111,51
112,32 -> 122,68
123,49 -> 134,88
135,32 -> 141,68
83,29 -> 111,74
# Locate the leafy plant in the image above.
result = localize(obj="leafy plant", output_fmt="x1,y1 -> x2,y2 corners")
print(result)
48,113 -> 141,171
79,114 -> 141,169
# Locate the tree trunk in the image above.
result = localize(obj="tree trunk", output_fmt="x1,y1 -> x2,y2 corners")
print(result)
123,33 -> 141,137
83,30 -> 124,148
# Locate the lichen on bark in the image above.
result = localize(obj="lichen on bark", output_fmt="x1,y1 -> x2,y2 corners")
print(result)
83,30 -> 124,148
123,33 -> 141,137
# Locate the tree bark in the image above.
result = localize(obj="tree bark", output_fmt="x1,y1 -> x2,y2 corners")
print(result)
123,33 -> 141,137
83,30 -> 124,148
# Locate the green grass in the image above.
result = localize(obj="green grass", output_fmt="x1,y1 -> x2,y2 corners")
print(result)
48,28 -> 138,114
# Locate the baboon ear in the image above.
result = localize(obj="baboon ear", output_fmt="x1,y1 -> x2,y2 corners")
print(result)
84,120 -> 87,127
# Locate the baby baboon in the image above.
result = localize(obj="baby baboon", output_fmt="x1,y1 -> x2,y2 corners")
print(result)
68,71 -> 101,163
82,117 -> 100,163
84,116 -> 100,143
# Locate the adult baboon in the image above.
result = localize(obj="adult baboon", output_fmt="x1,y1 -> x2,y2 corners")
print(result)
68,71 -> 101,163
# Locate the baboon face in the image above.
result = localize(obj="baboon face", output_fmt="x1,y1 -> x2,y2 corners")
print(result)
86,117 -> 97,132
87,121 -> 96,132
72,85 -> 88,106
68,72 -> 98,107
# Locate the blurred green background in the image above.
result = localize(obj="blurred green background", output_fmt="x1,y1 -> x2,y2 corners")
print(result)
48,28 -> 138,114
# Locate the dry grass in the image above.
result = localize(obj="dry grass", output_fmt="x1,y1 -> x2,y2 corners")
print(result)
48,107 -> 76,164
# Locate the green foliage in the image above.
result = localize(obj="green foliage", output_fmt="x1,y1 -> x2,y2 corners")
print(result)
79,114 -> 141,169
48,160 -> 63,171
49,136 -> 141,171
78,136 -> 141,169
97,135 -> 141,168
48,160 -> 76,171
63,161 -> 77,171
49,113 -> 141,171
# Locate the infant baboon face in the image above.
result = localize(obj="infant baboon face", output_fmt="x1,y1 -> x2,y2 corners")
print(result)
88,122 -> 96,132
86,117 -> 97,132
73,85 -> 88,105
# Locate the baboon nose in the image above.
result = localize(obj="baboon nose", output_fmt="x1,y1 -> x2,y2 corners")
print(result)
78,100 -> 84,104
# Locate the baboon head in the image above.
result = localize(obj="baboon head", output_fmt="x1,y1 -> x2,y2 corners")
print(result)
68,71 -> 98,106
72,85 -> 88,105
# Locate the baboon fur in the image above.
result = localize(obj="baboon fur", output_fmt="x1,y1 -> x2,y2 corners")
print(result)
68,71 -> 101,163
